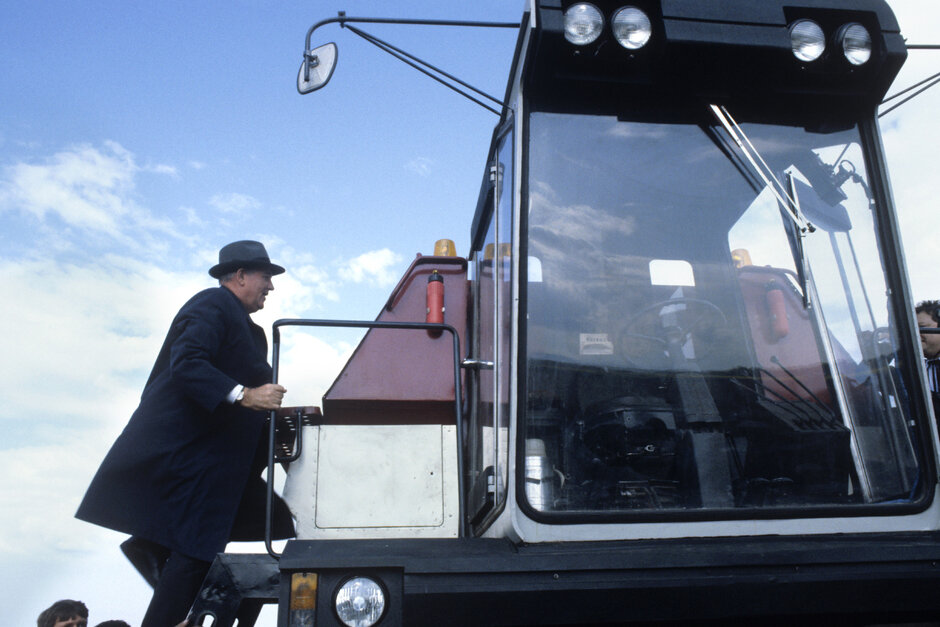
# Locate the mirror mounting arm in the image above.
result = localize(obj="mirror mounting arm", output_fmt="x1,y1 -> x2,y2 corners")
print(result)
299,13 -> 520,107
304,13 -> 519,53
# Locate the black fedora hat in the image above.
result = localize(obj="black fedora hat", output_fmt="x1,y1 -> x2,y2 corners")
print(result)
208,240 -> 286,278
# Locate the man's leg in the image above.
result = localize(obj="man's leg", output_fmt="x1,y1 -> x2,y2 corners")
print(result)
121,536 -> 170,588
141,551 -> 211,627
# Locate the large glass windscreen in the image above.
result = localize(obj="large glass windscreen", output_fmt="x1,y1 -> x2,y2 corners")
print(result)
522,110 -> 923,516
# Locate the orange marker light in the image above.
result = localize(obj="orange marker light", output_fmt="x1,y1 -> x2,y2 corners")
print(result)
433,239 -> 456,257
291,572 -> 317,608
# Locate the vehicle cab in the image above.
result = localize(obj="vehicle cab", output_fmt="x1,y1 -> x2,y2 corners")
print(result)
464,0 -> 936,547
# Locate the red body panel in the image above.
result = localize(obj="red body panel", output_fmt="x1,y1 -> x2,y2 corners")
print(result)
322,255 -> 469,424
737,265 -> 852,406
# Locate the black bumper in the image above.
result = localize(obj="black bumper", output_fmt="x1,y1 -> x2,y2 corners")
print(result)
276,533 -> 940,626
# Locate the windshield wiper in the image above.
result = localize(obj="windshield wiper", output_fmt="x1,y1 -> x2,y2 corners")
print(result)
784,172 -> 813,309
709,104 -> 814,307
709,105 -> 815,232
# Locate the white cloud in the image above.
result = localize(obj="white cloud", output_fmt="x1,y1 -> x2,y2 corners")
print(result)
337,248 -> 404,287
182,205 -> 206,226
0,141 -> 136,238
148,163 -> 178,177
0,253 -> 208,586
209,192 -> 261,217
251,265 -> 341,339
0,437 -> 124,556
0,256 -> 208,422
0,142 -> 186,251
405,156 -> 433,177
879,1 -> 940,304
277,332 -> 360,408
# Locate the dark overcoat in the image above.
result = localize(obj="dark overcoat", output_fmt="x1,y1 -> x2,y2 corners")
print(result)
76,286 -> 290,562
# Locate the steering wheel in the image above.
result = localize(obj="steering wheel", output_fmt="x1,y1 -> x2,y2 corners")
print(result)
618,298 -> 728,368
864,326 -> 896,361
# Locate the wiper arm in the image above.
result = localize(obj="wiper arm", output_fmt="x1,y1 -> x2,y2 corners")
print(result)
702,124 -> 763,195
710,104 -> 814,306
784,172 -> 812,308
709,105 -> 815,234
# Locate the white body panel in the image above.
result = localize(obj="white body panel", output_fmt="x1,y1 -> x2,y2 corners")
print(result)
503,485 -> 940,543
284,424 -> 459,539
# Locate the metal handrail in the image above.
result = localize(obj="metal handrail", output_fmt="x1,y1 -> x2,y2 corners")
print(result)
264,318 -> 465,558
274,407 -> 305,464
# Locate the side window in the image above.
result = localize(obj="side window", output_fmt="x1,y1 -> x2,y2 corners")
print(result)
467,123 -> 513,532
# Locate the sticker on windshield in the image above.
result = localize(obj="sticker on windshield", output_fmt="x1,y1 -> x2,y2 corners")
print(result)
580,333 -> 613,355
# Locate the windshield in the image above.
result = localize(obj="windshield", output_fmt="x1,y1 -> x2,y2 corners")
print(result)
521,110 -> 924,517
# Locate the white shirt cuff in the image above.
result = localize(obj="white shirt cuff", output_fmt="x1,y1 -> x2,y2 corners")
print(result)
227,385 -> 244,404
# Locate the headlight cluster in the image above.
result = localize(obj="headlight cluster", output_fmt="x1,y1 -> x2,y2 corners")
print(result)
289,572 -> 391,627
788,19 -> 872,66
564,3 -> 652,50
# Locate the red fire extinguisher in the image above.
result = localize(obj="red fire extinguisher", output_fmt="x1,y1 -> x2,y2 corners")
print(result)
765,280 -> 789,340
427,270 -> 444,336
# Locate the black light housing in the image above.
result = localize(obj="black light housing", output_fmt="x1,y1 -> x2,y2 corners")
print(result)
529,0 -> 906,117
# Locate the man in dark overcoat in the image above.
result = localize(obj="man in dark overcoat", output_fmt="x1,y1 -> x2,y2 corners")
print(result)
76,240 -> 294,626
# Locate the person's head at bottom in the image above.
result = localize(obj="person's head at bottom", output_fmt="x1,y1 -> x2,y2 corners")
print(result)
37,600 -> 88,627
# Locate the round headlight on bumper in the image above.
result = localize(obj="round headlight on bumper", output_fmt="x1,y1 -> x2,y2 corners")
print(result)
335,577 -> 386,627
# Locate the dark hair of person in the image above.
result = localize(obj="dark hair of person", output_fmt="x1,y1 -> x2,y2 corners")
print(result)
915,300 -> 940,325
95,621 -> 131,627
37,600 -> 89,627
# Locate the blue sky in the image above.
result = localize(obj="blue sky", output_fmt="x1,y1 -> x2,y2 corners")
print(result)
0,1 -> 937,624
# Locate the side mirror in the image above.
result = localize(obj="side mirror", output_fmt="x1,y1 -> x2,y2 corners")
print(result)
297,42 -> 338,94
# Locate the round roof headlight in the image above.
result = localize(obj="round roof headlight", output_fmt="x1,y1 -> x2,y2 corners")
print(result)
335,577 -> 386,627
564,3 -> 604,45
612,7 -> 652,50
790,19 -> 826,62
840,23 -> 872,66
